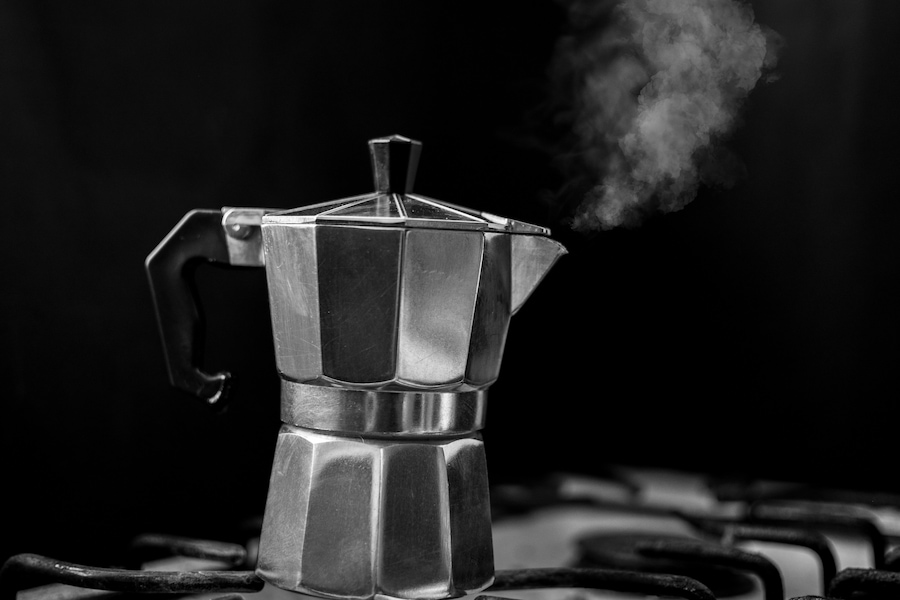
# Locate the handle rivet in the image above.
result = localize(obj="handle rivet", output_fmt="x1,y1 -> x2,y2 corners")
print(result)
226,222 -> 252,240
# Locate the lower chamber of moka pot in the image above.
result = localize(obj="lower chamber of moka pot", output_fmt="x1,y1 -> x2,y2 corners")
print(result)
255,424 -> 496,600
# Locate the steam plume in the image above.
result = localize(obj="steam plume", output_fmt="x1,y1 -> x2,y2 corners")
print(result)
550,0 -> 781,231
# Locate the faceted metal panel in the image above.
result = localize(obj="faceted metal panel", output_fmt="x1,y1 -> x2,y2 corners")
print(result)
255,426 -> 494,600
403,196 -> 473,221
317,225 -> 403,384
301,439 -> 379,597
256,429 -> 314,592
378,444 -> 452,599
445,438 -> 494,593
273,194 -> 371,219
465,232 -> 511,387
328,194 -> 403,219
262,224 -> 322,383
397,229 -> 484,387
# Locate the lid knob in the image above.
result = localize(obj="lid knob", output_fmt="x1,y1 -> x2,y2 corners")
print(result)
368,134 -> 422,194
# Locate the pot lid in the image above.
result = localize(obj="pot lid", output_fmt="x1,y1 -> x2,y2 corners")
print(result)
263,135 -> 550,235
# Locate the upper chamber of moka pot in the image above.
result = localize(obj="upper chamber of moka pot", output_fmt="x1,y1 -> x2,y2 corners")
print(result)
260,134 -> 566,393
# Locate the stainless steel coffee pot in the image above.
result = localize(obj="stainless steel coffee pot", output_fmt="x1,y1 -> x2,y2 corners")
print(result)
146,135 -> 566,600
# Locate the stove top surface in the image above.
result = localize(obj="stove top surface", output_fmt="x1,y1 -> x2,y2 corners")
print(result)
6,466 -> 900,600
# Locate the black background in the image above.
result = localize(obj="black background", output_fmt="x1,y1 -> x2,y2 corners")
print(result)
3,0 -> 900,567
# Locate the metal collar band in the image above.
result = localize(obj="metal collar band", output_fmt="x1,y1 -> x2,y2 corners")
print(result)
281,381 -> 488,437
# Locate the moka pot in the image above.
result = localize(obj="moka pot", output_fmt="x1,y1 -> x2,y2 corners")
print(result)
145,135 -> 567,600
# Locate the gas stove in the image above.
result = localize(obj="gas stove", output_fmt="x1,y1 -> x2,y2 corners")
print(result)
5,466 -> 900,600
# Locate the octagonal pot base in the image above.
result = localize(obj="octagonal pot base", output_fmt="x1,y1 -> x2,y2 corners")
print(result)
256,425 -> 494,600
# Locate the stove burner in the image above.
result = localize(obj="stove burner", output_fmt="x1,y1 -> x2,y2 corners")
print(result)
576,533 -> 758,598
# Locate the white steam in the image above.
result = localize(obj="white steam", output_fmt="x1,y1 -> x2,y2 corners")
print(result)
555,0 -> 781,231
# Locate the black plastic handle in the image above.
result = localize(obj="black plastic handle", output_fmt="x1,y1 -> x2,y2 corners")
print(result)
145,209 -> 234,407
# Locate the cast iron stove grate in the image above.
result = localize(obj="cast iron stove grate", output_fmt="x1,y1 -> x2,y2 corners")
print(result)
6,475 -> 900,600
1,545 -> 718,600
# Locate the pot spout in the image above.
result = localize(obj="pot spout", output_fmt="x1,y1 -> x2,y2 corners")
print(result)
510,235 -> 567,316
